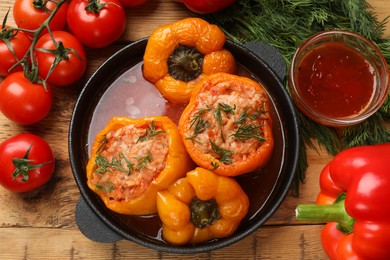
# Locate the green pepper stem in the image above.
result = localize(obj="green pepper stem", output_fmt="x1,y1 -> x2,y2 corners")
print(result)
190,198 -> 221,229
295,194 -> 355,234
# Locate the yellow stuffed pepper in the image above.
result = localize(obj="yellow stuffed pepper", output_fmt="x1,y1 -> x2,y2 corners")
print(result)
156,167 -> 249,245
143,17 -> 236,104
86,116 -> 193,215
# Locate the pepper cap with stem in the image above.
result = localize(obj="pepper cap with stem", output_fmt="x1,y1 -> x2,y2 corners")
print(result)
296,193 -> 355,234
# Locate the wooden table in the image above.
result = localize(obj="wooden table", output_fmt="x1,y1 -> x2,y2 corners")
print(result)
0,1 -> 389,259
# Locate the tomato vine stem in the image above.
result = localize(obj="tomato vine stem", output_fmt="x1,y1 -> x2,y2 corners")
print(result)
7,0 -> 68,86
0,10 -> 19,60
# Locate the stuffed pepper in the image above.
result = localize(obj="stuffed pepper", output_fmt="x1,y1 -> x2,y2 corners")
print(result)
296,144 -> 390,260
179,72 -> 274,177
156,167 -> 249,245
86,116 -> 193,215
143,17 -> 236,104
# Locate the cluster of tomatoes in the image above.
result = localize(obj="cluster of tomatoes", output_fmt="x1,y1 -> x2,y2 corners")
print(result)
0,0 -> 148,192
1,0 -> 149,124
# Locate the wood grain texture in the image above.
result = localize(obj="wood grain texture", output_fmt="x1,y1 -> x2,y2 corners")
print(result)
0,0 -> 389,259
0,225 -> 328,259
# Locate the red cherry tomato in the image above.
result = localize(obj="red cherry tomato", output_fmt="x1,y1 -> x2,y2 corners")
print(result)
13,0 -> 68,37
0,133 -> 55,193
67,0 -> 126,49
118,0 -> 148,8
34,31 -> 87,87
0,71 -> 53,125
0,26 -> 32,77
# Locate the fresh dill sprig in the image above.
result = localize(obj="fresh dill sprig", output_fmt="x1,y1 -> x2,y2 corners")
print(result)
95,181 -> 116,193
95,152 -> 134,174
203,0 -> 390,196
210,161 -> 219,170
235,104 -> 267,124
97,134 -> 107,154
137,121 -> 165,143
218,103 -> 236,114
187,104 -> 236,143
213,103 -> 236,129
232,123 -> 266,142
342,114 -> 390,148
235,108 -> 257,124
186,107 -> 210,142
212,103 -> 236,142
134,150 -> 152,172
209,140 -> 233,164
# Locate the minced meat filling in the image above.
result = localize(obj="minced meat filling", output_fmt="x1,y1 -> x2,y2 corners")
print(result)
90,123 -> 168,202
185,81 -> 269,164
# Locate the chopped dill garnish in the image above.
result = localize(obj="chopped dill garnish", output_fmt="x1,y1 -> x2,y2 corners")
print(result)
186,107 -> 210,142
213,103 -> 236,142
95,181 -> 116,193
235,108 -> 257,124
209,140 -> 233,164
122,153 -> 135,175
137,121 -> 165,143
189,107 -> 211,129
96,134 -> 107,154
232,123 -> 266,142
210,161 -> 219,170
95,152 -> 134,174
187,103 -> 236,143
95,155 -> 110,174
218,103 -> 236,115
235,104 -> 267,124
134,150 -> 152,171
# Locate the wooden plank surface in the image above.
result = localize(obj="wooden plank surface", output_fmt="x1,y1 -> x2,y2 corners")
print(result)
0,225 -> 325,259
0,0 -> 389,259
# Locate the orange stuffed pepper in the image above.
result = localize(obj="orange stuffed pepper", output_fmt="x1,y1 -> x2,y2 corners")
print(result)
86,116 -> 192,215
179,72 -> 274,177
143,17 -> 236,104
156,167 -> 249,245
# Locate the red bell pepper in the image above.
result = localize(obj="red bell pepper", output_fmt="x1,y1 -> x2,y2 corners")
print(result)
296,143 -> 390,260
175,0 -> 236,14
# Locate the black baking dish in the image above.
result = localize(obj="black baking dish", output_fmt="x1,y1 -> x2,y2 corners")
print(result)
68,38 -> 299,254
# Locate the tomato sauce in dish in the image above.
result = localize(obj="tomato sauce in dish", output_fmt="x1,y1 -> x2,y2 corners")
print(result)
296,42 -> 375,118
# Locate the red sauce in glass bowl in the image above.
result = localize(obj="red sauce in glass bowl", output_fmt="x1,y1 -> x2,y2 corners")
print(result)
296,42 -> 375,118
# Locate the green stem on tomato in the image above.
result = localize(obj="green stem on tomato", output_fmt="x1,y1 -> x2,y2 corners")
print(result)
85,0 -> 106,14
1,10 -> 19,59
8,0 -> 68,85
32,0 -> 50,11
12,144 -> 51,182
295,193 -> 355,234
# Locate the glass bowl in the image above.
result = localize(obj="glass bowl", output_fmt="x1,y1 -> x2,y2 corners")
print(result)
288,30 -> 389,127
